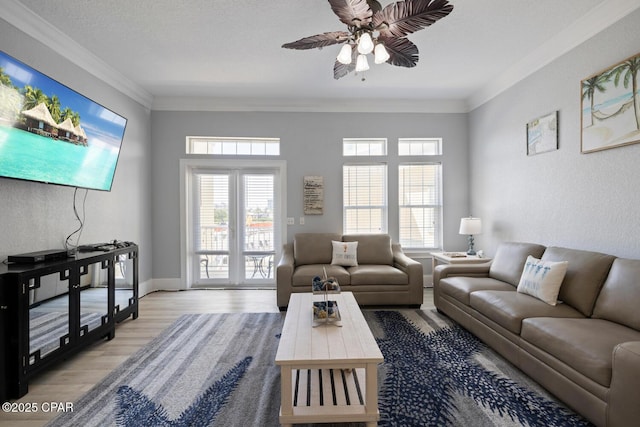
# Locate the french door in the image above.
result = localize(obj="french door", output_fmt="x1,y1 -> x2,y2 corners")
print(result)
190,167 -> 280,287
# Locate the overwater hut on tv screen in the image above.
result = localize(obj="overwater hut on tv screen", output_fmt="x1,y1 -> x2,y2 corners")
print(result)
0,50 -> 127,191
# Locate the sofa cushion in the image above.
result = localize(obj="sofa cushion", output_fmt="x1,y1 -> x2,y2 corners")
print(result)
331,240 -> 358,266
516,256 -> 568,306
592,258 -> 640,330
343,234 -> 393,265
294,233 -> 342,266
469,290 -> 584,334
292,264 -> 350,287
489,242 -> 546,286
348,265 -> 407,285
439,276 -> 515,306
542,247 -> 615,316
521,318 -> 640,387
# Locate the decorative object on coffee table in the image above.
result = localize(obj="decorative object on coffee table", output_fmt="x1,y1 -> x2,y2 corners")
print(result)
312,267 -> 342,326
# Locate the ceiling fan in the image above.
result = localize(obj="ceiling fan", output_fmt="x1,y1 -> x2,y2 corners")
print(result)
282,0 -> 454,80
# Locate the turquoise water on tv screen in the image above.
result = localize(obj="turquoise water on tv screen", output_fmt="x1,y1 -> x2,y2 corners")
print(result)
0,126 -> 119,191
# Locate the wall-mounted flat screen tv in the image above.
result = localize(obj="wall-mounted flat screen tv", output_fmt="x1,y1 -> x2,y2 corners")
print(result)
0,50 -> 127,191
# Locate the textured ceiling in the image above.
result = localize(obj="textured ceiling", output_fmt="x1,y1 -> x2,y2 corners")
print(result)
8,0 -> 635,111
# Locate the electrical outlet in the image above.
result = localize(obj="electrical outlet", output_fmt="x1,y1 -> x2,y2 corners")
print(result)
287,217 -> 295,225
299,217 -> 305,225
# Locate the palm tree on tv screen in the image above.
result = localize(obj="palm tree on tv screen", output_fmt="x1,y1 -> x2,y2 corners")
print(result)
22,85 -> 48,110
47,94 -> 61,123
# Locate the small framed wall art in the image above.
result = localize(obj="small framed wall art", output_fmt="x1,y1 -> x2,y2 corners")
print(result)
581,51 -> 640,153
527,111 -> 558,156
303,176 -> 323,215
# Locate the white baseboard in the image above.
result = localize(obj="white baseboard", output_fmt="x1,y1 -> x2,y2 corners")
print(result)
140,278 -> 184,296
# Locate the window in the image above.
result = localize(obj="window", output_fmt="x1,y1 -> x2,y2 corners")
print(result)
187,137 -> 280,156
398,163 -> 442,249
343,164 -> 387,234
398,138 -> 442,156
343,138 -> 387,156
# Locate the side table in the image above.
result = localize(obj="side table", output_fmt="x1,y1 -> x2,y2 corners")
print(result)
429,252 -> 491,285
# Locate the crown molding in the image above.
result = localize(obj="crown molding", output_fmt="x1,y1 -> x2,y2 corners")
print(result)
151,96 -> 468,114
468,0 -> 640,111
1,0 -> 153,109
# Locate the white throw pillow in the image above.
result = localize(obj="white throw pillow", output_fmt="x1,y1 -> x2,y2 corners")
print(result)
517,256 -> 568,306
331,240 -> 358,267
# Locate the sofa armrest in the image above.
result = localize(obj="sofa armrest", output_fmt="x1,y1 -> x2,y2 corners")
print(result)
392,244 -> 423,302
608,341 -> 640,427
276,243 -> 295,308
433,263 -> 492,287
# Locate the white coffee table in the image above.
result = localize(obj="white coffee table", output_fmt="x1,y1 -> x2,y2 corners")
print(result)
275,292 -> 384,426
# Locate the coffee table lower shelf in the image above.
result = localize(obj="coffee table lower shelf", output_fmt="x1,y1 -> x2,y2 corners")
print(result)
279,366 -> 379,426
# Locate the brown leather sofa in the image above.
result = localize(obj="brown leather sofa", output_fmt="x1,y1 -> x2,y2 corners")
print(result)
276,233 -> 423,309
433,241 -> 640,427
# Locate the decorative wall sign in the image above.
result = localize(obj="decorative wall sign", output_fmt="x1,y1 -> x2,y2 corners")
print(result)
581,51 -> 640,153
303,176 -> 323,215
527,111 -> 558,155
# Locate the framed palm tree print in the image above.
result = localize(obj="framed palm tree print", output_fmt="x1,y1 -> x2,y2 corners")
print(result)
581,51 -> 640,153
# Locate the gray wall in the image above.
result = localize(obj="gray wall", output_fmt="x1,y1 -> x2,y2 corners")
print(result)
150,111 -> 469,281
469,9 -> 640,259
0,21 -> 153,283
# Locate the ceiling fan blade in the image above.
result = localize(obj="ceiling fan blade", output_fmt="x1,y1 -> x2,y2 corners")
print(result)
367,0 -> 383,14
328,0 -> 373,27
282,31 -> 350,50
379,36 -> 419,67
373,0 -> 454,38
334,59 -> 355,79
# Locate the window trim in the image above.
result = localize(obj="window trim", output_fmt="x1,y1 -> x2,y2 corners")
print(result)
342,138 -> 388,156
186,136 -> 280,156
398,137 -> 443,156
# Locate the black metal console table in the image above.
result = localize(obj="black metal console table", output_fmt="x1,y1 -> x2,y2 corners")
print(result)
0,244 -> 138,401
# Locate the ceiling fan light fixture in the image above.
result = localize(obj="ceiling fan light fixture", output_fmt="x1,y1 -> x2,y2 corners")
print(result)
281,0 -> 454,80
336,44 -> 353,65
355,54 -> 370,72
357,32 -> 374,55
374,43 -> 390,64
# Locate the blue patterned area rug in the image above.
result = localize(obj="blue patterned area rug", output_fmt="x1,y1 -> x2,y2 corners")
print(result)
45,310 -> 592,427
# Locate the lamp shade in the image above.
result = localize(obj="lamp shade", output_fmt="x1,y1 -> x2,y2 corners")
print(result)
357,32 -> 374,54
459,217 -> 482,235
374,43 -> 390,64
336,44 -> 353,65
355,54 -> 370,72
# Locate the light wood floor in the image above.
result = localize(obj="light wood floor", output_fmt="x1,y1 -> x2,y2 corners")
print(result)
1,288 -> 435,427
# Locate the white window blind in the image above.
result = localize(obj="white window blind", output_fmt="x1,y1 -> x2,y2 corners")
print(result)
243,174 -> 275,252
187,137 -> 280,156
343,164 -> 387,234
398,163 -> 442,249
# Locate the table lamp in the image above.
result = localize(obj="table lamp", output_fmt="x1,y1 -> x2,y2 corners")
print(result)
459,217 -> 482,255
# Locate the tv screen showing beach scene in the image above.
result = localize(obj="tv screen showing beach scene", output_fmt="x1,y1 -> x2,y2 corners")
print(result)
0,50 -> 127,191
